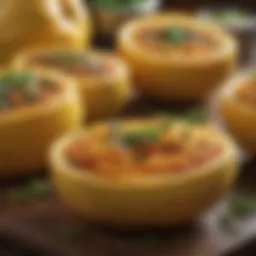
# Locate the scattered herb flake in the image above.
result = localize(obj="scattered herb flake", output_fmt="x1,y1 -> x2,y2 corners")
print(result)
131,233 -> 165,249
59,226 -> 89,242
184,108 -> 206,123
93,0 -> 145,9
1,71 -> 35,89
218,213 -> 237,234
50,52 -> 85,67
6,180 -> 52,205
0,100 -> 8,110
163,26 -> 191,45
228,194 -> 256,218
218,192 -> 256,234
119,129 -> 160,147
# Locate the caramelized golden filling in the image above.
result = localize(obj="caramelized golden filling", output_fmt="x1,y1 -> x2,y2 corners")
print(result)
32,52 -> 114,77
135,26 -> 219,56
0,71 -> 60,113
64,122 -> 222,179
236,75 -> 256,107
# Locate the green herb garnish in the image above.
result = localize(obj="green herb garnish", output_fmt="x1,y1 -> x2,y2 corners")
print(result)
228,193 -> 256,218
213,9 -> 250,26
49,52 -> 102,71
218,212 -> 237,234
0,71 -> 35,89
93,0 -> 146,9
0,100 -> 8,110
0,71 -> 37,108
163,26 -> 191,45
59,226 -> 89,242
133,234 -> 165,249
110,116 -> 173,148
6,180 -> 52,205
218,192 -> 256,234
118,129 -> 160,147
50,52 -> 88,67
184,108 -> 206,123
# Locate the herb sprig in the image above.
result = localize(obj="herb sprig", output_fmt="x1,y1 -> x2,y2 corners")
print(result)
0,71 -> 37,108
6,180 -> 52,205
110,117 -> 172,148
218,192 -> 256,234
162,26 -> 192,45
58,225 -> 89,242
50,52 -> 85,66
49,52 -> 102,71
93,0 -> 146,9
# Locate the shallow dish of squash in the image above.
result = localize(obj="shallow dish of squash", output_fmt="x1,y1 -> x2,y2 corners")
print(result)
15,49 -> 131,121
118,13 -> 238,102
0,68 -> 82,176
217,70 -> 256,154
50,118 -> 239,227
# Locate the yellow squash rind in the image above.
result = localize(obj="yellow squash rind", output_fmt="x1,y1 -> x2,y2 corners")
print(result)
0,69 -> 83,176
14,50 -> 131,121
50,120 -> 239,227
117,13 -> 238,102
218,74 -> 256,154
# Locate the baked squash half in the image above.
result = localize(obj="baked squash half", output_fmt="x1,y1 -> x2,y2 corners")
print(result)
15,49 -> 131,121
118,13 -> 237,102
50,118 -> 239,227
218,71 -> 256,154
0,68 -> 82,176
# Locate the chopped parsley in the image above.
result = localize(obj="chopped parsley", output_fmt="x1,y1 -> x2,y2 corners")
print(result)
48,52 -> 101,70
0,71 -> 38,109
218,192 -> 256,234
110,117 -> 173,148
1,71 -> 35,89
0,71 -> 36,96
50,52 -> 86,66
228,193 -> 256,218
93,0 -> 145,9
184,108 -> 207,123
162,26 -> 192,45
0,71 -> 57,111
59,225 -> 89,242
118,128 -> 160,147
6,180 -> 52,205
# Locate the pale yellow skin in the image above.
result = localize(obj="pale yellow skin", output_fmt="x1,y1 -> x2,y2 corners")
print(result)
0,69 -> 83,176
0,0 -> 91,64
50,120 -> 239,227
219,73 -> 256,154
14,50 -> 132,121
75,54 -> 131,121
118,13 -> 238,102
